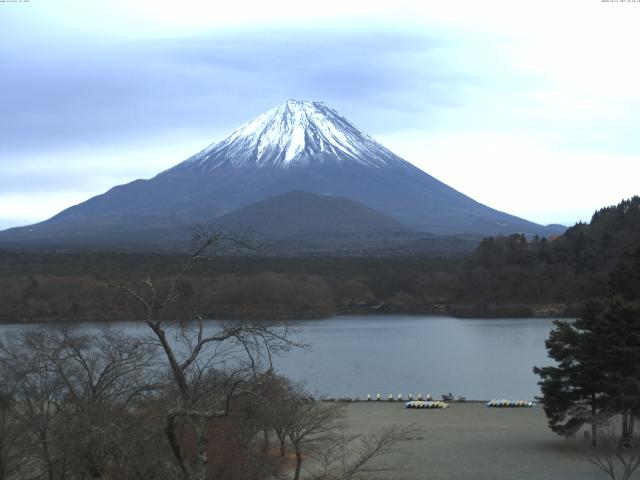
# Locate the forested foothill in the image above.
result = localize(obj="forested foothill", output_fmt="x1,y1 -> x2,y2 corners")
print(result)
0,197 -> 639,323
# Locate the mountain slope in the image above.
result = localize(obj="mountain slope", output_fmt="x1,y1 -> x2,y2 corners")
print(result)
213,191 -> 480,255
214,191 -> 405,237
0,100 -> 563,250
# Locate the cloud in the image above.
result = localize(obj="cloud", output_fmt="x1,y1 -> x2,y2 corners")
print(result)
0,192 -> 91,230
0,22 -> 479,228
1,0 -> 639,228
0,27 -> 465,156
380,130 -> 640,226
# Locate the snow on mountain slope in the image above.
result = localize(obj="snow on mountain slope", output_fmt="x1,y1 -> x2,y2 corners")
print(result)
0,99 -> 565,250
179,99 -> 407,171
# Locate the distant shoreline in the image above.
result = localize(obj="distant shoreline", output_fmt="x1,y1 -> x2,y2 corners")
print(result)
0,306 -> 575,326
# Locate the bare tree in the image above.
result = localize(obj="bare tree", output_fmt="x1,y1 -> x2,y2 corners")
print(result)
44,328 -> 159,479
582,424 -> 640,480
251,372 -> 299,457
0,369 -> 22,480
115,226 -> 300,480
0,331 -> 70,480
309,425 -> 417,480
287,402 -> 346,480
0,327 -> 163,480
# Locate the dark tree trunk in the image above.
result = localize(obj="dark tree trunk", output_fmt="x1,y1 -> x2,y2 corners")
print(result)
293,447 -> 302,480
194,420 -> 209,480
280,437 -> 286,457
164,414 -> 189,479
262,430 -> 270,455
622,408 -> 633,446
591,392 -> 598,446
275,429 -> 287,456
40,435 -> 55,480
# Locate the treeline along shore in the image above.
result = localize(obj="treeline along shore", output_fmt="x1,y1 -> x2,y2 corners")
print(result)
1,197 -> 639,323
0,252 -> 576,323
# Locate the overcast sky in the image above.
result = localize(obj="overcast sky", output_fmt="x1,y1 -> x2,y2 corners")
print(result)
1,0 -> 639,229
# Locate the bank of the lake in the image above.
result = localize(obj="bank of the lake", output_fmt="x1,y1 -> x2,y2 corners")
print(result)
340,402 -> 602,480
0,301 -> 575,324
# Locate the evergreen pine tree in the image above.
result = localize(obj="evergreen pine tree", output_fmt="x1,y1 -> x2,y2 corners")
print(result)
596,298 -> 640,444
534,302 -> 609,444
535,244 -> 640,444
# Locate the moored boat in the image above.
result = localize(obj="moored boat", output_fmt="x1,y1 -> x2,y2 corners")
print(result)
405,400 -> 449,409
486,399 -> 534,408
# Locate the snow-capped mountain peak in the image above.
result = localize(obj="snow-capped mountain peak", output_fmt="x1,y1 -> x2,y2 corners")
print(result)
0,100 -> 561,247
181,100 -> 405,171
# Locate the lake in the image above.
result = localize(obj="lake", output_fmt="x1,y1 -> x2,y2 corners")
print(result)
0,315 -> 558,401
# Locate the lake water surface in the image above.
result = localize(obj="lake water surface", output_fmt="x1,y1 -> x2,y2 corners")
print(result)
1,315 -> 557,400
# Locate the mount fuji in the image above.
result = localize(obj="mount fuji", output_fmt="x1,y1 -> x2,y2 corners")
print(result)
0,100 -> 562,251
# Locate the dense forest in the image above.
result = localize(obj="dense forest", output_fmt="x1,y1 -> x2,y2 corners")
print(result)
0,197 -> 639,322
458,196 -> 640,310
